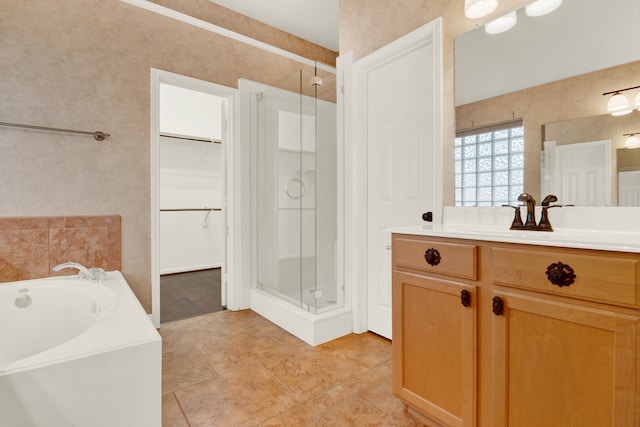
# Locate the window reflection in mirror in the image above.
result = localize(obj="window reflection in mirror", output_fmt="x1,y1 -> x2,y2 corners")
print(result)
455,121 -> 524,206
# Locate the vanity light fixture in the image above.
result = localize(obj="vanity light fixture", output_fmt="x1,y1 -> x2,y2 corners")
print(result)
525,0 -> 563,17
465,0 -> 498,19
485,11 -> 517,34
603,85 -> 640,116
607,93 -> 632,116
624,133 -> 640,149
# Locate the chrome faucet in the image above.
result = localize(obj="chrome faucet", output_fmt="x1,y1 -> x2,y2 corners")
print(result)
517,192 -> 537,230
52,262 -> 106,282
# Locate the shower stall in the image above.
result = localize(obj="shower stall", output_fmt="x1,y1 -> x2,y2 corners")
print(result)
249,61 -> 350,345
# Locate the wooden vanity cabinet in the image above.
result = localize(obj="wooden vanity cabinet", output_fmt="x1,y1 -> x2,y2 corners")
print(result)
392,235 -> 478,427
491,289 -> 638,427
392,233 -> 640,427
490,245 -> 640,427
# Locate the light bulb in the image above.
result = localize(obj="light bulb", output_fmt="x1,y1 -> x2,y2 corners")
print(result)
485,11 -> 517,34
525,0 -> 563,17
625,135 -> 640,149
465,0 -> 499,19
635,92 -> 640,110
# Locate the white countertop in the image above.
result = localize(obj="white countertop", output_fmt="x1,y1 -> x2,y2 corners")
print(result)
387,224 -> 640,253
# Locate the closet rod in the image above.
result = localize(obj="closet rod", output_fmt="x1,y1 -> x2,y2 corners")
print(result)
160,208 -> 222,212
160,132 -> 221,144
0,121 -> 110,141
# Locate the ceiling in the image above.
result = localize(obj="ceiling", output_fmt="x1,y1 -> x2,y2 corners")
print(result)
208,0 -> 339,51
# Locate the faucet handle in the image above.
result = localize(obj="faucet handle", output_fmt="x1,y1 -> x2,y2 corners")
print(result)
502,204 -> 524,229
537,204 -> 562,231
541,194 -> 558,206
86,267 -> 106,282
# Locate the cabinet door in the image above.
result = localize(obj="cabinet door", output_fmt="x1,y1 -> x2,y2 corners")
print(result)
491,290 -> 639,427
392,271 -> 477,427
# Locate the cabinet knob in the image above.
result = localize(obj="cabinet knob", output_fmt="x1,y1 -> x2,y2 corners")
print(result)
545,262 -> 576,287
492,296 -> 504,316
460,290 -> 471,307
424,248 -> 441,266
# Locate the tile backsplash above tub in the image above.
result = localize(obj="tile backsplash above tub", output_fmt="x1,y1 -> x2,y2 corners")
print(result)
0,215 -> 121,282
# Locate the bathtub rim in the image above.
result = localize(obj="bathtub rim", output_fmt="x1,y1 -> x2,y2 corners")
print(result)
0,271 -> 160,376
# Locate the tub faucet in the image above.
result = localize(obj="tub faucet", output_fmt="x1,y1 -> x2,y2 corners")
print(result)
517,192 -> 537,230
52,262 -> 106,282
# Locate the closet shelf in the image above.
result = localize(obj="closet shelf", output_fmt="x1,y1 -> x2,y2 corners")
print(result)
160,132 -> 221,144
160,208 -> 222,212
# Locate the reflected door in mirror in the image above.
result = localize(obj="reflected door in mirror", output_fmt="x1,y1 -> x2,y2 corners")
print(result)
546,140 -> 611,206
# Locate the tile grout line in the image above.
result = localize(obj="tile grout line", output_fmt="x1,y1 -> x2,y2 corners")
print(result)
172,391 -> 193,427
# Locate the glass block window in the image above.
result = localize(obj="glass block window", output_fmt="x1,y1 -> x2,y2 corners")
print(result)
454,121 -> 524,206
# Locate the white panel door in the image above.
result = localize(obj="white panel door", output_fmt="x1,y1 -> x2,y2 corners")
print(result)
552,140 -> 610,206
365,37 -> 439,339
619,171 -> 640,206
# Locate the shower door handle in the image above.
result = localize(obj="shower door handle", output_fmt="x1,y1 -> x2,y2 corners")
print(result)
285,177 -> 306,200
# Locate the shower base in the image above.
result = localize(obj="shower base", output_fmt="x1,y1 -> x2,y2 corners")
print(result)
250,288 -> 352,346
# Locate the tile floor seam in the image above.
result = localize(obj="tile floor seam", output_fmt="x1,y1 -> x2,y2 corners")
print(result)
172,391 -> 193,427
200,346 -> 222,376
257,357 -> 305,403
353,393 -> 397,424
246,358 -> 312,427
273,362 -> 379,406
254,373 -> 362,427
168,373 -> 220,397
255,364 -> 396,427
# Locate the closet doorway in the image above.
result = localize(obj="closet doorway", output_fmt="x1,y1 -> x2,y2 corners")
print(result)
150,69 -> 236,326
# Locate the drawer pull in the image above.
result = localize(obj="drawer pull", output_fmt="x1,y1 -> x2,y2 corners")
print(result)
545,262 -> 576,287
461,290 -> 471,307
424,248 -> 441,266
492,296 -> 504,316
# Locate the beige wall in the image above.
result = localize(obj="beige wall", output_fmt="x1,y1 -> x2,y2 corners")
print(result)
0,0 -> 336,310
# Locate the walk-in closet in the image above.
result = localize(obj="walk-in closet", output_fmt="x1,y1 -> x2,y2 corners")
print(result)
158,83 -> 226,323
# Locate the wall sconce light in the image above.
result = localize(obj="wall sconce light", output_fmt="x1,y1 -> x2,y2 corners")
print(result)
485,11 -> 518,34
624,132 -> 640,149
603,85 -> 640,116
465,0 -> 498,19
525,0 -> 563,17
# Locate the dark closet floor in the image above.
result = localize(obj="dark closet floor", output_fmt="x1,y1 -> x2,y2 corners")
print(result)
160,268 -> 225,324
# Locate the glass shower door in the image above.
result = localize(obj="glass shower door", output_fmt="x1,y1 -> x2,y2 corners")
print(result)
256,62 -> 341,313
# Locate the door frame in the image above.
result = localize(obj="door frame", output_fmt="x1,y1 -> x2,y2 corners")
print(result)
349,18 -> 443,333
150,68 -> 238,327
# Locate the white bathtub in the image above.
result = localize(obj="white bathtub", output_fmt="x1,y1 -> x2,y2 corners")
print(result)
0,271 -> 161,427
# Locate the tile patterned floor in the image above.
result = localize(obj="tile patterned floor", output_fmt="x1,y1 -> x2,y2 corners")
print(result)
160,310 -> 420,426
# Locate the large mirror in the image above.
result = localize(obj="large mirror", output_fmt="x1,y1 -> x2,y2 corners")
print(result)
455,0 -> 640,206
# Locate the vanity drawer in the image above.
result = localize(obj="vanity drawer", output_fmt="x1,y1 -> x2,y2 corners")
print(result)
491,246 -> 640,307
392,235 -> 477,280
